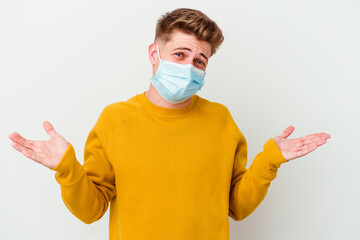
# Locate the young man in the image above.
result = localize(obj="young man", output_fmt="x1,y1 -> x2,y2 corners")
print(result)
8,8 -> 330,240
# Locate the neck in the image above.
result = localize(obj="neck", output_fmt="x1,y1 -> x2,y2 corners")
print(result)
145,83 -> 192,108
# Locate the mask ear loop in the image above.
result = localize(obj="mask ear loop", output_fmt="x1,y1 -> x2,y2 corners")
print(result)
156,44 -> 161,61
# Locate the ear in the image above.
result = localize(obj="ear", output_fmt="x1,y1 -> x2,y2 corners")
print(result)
148,43 -> 159,66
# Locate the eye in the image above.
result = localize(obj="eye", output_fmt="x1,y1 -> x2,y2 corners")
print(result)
195,59 -> 205,66
175,52 -> 184,57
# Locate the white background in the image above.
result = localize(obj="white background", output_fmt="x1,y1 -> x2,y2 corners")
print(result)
1,0 -> 359,239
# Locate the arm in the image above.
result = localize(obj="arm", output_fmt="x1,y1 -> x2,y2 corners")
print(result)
228,125 -> 330,221
50,108 -> 116,224
228,134 -> 287,221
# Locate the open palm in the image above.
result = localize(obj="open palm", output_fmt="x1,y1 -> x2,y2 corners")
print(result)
8,121 -> 69,169
273,126 -> 331,162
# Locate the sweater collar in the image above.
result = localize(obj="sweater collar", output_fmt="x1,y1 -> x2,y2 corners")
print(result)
138,91 -> 198,118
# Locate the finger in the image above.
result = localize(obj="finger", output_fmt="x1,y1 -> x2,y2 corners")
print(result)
43,121 -> 57,138
8,132 -> 36,150
299,133 -> 331,141
11,141 -> 39,162
295,138 -> 327,154
281,126 -> 295,138
302,135 -> 330,146
292,134 -> 329,147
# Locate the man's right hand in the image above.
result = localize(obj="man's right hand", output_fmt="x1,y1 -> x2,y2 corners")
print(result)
8,121 -> 70,169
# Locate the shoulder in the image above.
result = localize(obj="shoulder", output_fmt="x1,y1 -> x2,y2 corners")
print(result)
196,95 -> 235,124
102,95 -> 142,119
196,95 -> 245,142
91,95 -> 142,138
197,95 -> 231,117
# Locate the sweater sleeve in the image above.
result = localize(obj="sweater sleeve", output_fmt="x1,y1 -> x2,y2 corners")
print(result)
49,107 -> 116,224
228,132 -> 288,221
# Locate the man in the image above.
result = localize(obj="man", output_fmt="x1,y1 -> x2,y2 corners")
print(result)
8,8 -> 330,240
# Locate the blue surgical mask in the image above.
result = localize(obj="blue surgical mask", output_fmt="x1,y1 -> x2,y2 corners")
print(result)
150,44 -> 206,104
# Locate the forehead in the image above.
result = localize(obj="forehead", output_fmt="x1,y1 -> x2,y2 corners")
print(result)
163,30 -> 211,58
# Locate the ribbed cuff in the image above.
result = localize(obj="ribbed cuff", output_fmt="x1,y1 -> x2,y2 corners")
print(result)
49,143 -> 84,186
249,138 -> 288,180
263,138 -> 288,169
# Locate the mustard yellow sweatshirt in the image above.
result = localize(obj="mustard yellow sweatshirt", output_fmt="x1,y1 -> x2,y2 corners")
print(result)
50,91 -> 287,240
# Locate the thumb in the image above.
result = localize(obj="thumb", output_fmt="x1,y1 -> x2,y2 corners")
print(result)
43,121 -> 58,138
280,126 -> 295,138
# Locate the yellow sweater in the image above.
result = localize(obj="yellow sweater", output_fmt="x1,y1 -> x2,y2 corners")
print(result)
50,91 -> 287,240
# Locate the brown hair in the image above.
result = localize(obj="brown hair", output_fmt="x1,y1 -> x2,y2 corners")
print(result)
154,8 -> 224,56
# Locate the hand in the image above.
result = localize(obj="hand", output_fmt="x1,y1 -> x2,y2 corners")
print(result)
8,121 -> 70,169
273,126 -> 331,162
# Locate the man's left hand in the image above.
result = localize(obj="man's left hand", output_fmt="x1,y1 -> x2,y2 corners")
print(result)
273,126 -> 331,162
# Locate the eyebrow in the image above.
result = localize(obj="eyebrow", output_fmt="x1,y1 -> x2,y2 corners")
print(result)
172,47 -> 208,61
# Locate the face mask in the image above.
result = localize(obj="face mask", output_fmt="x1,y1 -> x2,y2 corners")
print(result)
150,44 -> 206,104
